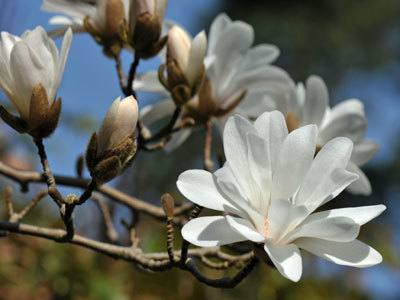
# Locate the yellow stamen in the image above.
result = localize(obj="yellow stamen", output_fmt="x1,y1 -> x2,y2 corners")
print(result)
285,112 -> 299,133
264,219 -> 269,237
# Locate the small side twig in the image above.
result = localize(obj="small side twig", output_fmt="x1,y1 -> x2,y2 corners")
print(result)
92,193 -> 118,242
203,119 -> 214,172
180,205 -> 203,264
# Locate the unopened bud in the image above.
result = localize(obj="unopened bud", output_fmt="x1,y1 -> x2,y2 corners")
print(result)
165,26 -> 207,104
85,96 -> 138,183
161,193 -> 175,218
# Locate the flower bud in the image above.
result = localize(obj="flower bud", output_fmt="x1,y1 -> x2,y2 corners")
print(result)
126,0 -> 168,58
0,26 -> 72,138
165,26 -> 206,105
85,96 -> 138,184
82,0 -> 127,56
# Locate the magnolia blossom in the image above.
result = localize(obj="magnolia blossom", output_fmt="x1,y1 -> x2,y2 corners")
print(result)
178,111 -> 385,282
259,75 -> 379,195
86,95 -> 138,183
41,0 -> 130,38
129,0 -> 168,32
97,95 -> 138,154
0,26 -> 72,121
135,13 -> 293,151
167,25 -> 206,88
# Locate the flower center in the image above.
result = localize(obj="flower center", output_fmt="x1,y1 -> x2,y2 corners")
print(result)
264,219 -> 269,237
285,112 -> 299,133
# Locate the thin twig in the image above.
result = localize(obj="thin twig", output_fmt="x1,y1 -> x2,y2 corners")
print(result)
203,119 -> 214,172
0,161 -> 193,220
125,54 -> 140,98
114,54 -> 127,93
184,256 -> 258,288
92,193 -> 118,242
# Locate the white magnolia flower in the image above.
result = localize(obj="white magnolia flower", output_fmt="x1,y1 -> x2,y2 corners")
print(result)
97,95 -> 138,154
178,111 -> 385,282
135,13 -> 293,151
167,25 -> 206,88
129,0 -> 168,32
41,0 -> 130,38
0,26 -> 72,120
261,75 -> 379,195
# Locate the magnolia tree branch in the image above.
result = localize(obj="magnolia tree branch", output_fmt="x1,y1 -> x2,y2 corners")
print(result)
0,161 -> 193,221
0,219 -> 256,286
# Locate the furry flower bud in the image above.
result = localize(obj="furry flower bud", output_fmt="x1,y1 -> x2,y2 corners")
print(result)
86,96 -> 138,184
126,0 -> 168,58
0,26 -> 72,138
165,26 -> 206,104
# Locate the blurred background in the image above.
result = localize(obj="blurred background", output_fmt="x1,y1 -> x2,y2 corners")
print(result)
0,0 -> 399,299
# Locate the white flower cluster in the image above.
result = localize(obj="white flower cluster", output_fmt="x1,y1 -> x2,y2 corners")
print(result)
0,0 -> 384,283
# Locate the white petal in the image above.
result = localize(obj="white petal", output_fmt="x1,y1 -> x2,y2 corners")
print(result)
208,13 -> 231,56
155,0 -> 168,20
304,205 -> 386,226
264,242 -> 302,282
50,27 -> 72,103
283,216 -> 359,244
10,42 -> 48,119
296,238 -> 382,267
271,125 -> 318,201
246,132 -> 270,213
133,71 -> 169,95
351,140 -> 380,167
267,199 -> 309,242
226,215 -> 265,243
1,31 -> 20,61
41,0 -> 96,20
177,169 -> 242,215
108,95 -> 138,148
223,115 -> 260,203
182,216 -> 247,247
163,128 -> 191,152
47,24 -> 85,39
253,111 -> 288,172
346,162 -> 372,196
97,97 -> 120,153
295,137 -> 355,208
140,99 -> 175,124
186,30 -> 206,86
303,75 -> 328,126
215,164 -> 265,233
318,99 -> 367,144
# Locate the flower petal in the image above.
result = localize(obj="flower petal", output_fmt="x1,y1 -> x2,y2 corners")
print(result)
283,216 -> 360,244
264,242 -> 302,282
296,238 -> 382,267
253,111 -> 288,172
186,30 -> 206,86
97,97 -> 120,153
182,216 -> 247,247
303,205 -> 386,226
133,71 -> 169,95
226,215 -> 265,243
318,99 -> 367,144
10,42 -> 48,119
267,199 -> 309,242
50,27 -> 72,103
295,137 -> 355,208
351,140 -> 380,167
177,169 -> 242,215
346,162 -> 372,196
271,125 -> 318,202
223,115 -> 260,203
302,75 -> 328,127
140,99 -> 175,124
